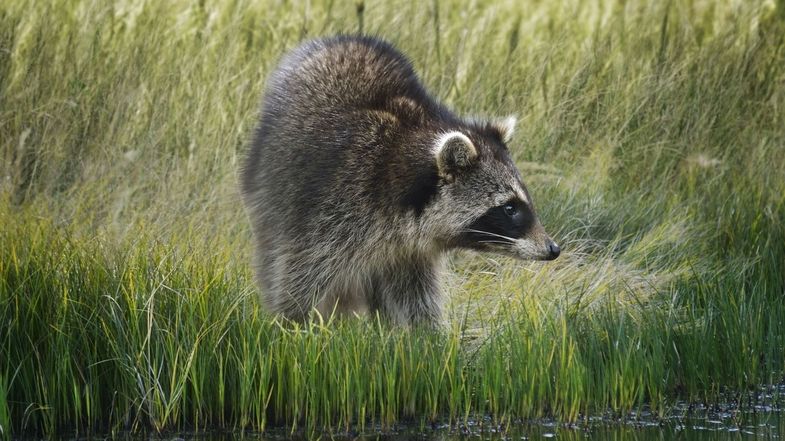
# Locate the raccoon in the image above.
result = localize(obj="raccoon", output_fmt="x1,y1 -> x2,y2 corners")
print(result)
240,35 -> 560,326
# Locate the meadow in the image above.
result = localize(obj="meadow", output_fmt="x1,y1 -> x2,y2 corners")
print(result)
1,0 -> 784,437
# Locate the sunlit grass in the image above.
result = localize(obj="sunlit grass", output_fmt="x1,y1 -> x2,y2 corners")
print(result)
1,0 -> 784,437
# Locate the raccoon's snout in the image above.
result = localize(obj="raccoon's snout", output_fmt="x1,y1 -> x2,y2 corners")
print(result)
529,238 -> 560,261
545,240 -> 561,260
507,235 -> 560,261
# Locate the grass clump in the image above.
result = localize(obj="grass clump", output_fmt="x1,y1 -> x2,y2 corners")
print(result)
2,0 -> 785,437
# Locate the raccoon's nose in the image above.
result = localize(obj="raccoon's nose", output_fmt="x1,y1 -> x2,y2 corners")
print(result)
546,240 -> 561,260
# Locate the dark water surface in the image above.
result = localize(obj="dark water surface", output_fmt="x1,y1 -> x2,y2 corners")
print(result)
109,410 -> 784,441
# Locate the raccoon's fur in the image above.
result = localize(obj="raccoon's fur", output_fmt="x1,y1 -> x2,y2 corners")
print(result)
240,36 -> 560,325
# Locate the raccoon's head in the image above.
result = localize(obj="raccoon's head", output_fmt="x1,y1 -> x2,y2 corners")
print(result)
428,117 -> 560,261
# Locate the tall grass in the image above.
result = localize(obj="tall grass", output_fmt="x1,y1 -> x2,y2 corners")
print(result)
1,0 -> 784,437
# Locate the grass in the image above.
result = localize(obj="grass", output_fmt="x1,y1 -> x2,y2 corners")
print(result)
1,0 -> 785,437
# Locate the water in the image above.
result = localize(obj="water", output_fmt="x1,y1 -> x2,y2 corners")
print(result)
135,411 -> 784,441
38,390 -> 785,440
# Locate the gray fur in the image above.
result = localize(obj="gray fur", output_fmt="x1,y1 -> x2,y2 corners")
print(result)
240,36 -> 559,326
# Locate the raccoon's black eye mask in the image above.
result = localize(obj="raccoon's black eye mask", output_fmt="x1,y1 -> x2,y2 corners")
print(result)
465,198 -> 534,242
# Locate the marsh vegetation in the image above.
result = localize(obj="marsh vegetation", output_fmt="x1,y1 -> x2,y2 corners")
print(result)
1,0 -> 784,436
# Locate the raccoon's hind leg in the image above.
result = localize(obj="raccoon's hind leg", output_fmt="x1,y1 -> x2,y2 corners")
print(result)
262,249 -> 325,322
370,258 -> 445,327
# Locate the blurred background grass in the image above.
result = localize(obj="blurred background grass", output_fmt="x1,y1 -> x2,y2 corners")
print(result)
1,0 -> 784,436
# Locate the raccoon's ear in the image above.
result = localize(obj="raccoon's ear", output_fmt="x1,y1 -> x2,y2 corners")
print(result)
489,115 -> 516,143
434,131 -> 477,180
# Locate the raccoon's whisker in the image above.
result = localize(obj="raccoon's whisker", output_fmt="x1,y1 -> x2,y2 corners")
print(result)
461,228 -> 516,242
478,240 -> 514,246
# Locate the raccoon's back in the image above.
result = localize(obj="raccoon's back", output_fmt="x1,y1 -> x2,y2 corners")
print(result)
266,36 -> 428,112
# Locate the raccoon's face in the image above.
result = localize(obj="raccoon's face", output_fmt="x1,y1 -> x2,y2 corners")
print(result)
430,119 -> 560,261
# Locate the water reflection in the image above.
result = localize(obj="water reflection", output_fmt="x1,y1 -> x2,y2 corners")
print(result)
164,411 -> 783,441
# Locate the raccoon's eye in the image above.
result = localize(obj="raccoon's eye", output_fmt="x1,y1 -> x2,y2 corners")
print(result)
503,203 -> 518,217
